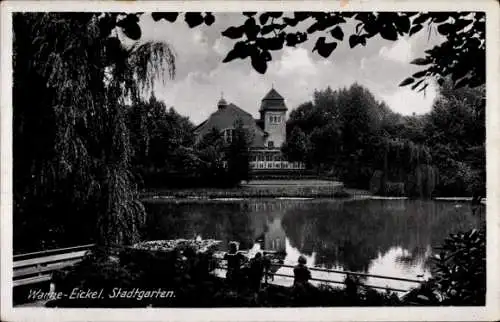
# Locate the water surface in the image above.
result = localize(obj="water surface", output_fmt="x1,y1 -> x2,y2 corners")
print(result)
144,198 -> 483,291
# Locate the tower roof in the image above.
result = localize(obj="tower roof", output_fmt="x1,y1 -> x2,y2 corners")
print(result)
218,97 -> 228,106
262,88 -> 284,101
260,88 -> 287,112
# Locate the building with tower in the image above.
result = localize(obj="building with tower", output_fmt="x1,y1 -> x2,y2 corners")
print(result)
193,87 -> 305,170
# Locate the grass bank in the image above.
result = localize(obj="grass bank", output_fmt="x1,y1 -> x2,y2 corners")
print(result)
140,180 -> 354,200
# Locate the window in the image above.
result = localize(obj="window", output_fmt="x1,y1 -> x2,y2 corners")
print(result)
223,129 -> 235,143
269,115 -> 281,124
268,141 -> 274,148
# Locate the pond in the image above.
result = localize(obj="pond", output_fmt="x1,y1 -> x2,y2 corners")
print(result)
144,198 -> 483,292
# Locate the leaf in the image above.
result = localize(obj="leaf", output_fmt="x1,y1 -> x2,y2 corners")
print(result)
412,70 -> 428,78
251,52 -> 267,74
261,24 -> 281,36
411,79 -> 425,90
221,26 -> 245,39
313,37 -> 337,58
399,77 -> 415,87
395,15 -> 411,33
432,13 -> 450,23
257,35 -> 285,51
204,13 -> 215,26
286,33 -> 298,47
413,13 -> 430,25
244,17 -> 260,40
330,26 -> 344,41
151,12 -> 179,22
349,34 -> 360,48
454,77 -> 470,89
259,13 -> 270,25
409,24 -> 423,36
184,13 -> 204,28
380,25 -> 398,41
117,16 -> 142,40
410,57 -> 432,65
283,17 -> 299,27
437,23 -> 455,35
222,41 -> 250,63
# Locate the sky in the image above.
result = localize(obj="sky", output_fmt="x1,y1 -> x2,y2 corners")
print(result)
137,13 -> 445,125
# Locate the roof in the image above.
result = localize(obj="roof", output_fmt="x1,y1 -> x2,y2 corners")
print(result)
260,88 -> 287,112
194,103 -> 267,148
262,88 -> 284,101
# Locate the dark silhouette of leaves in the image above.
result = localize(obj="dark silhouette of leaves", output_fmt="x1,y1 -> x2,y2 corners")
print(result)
256,35 -> 285,51
399,77 -> 415,87
437,23 -> 455,35
146,11 -> 485,90
412,70 -> 428,78
411,79 -> 425,90
222,25 -> 245,39
380,25 -> 398,41
151,12 -> 178,22
222,41 -> 250,63
251,51 -> 267,74
413,13 -> 430,25
395,15 -> 411,33
116,14 -> 141,40
259,13 -> 270,25
244,17 -> 260,40
409,24 -> 423,35
261,23 -> 282,36
184,13 -> 204,28
313,37 -> 337,58
411,57 -> 432,65
330,26 -> 344,41
204,13 -> 215,26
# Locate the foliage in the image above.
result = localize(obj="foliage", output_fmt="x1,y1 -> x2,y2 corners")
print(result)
404,227 -> 486,305
281,127 -> 309,162
226,120 -> 253,185
149,12 -> 484,92
13,12 -> 175,249
127,95 -> 198,180
48,245 -> 406,307
283,79 -> 484,197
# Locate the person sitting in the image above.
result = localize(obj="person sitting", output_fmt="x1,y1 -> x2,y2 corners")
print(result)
293,255 -> 311,288
248,252 -> 265,291
224,242 -> 246,285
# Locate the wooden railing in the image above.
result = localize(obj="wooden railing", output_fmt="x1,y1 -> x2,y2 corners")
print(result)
214,261 -> 424,293
13,244 -> 95,288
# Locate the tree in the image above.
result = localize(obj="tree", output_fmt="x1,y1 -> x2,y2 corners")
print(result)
13,12 -> 175,249
281,127 -> 309,163
195,127 -> 226,184
226,120 -> 253,185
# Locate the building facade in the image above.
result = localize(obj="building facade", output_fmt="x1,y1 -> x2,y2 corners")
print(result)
193,88 -> 305,170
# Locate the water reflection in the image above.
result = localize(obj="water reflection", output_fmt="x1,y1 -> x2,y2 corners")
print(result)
145,198 -> 482,290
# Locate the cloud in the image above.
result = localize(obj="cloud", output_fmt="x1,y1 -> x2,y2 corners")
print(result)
380,82 -> 438,116
141,13 -> 447,124
379,37 -> 414,63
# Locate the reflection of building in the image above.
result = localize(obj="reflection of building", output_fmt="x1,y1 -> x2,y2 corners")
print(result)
264,217 -> 287,253
193,88 -> 305,170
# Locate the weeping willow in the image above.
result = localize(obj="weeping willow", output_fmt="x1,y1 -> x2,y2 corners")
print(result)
13,13 -> 175,248
375,138 -> 438,198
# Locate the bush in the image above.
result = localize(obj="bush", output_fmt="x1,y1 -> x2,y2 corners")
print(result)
403,226 -> 486,305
